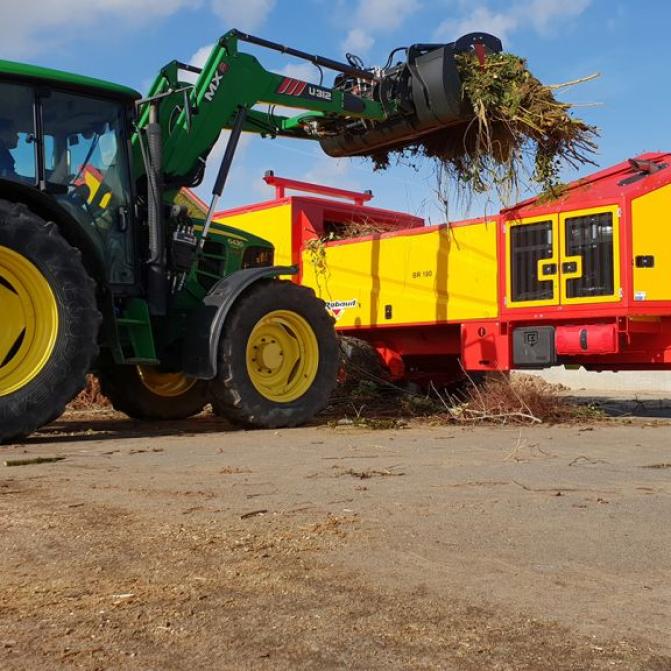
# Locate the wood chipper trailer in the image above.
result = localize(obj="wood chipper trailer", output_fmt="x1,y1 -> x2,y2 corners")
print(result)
213,154 -> 671,386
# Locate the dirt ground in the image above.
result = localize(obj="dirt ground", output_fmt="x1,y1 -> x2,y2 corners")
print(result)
1,408 -> 671,670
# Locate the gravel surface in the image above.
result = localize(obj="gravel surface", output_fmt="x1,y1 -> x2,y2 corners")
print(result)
1,412 -> 670,670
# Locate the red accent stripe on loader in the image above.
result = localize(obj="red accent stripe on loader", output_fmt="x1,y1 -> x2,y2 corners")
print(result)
287,79 -> 302,95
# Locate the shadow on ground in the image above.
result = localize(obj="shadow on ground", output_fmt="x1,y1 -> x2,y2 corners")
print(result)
17,412 -> 236,446
569,394 -> 671,420
11,391 -> 671,449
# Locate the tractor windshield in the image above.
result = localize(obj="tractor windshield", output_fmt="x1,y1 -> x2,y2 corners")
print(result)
41,91 -> 135,285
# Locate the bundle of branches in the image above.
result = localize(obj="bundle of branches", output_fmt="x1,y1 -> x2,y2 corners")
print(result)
373,52 -> 598,199
326,217 -> 395,240
447,374 -> 602,425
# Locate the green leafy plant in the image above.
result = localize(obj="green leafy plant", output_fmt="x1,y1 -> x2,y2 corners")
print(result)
371,52 -> 598,201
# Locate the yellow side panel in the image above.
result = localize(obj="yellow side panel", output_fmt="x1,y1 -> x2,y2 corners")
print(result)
301,222 -> 499,328
215,205 -> 293,267
632,184 -> 671,302
440,222 -> 499,321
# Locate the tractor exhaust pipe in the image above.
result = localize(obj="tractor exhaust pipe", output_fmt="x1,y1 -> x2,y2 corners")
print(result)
145,103 -> 168,316
320,33 -> 503,158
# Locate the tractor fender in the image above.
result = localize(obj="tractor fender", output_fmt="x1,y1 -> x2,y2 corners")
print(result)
182,266 -> 298,379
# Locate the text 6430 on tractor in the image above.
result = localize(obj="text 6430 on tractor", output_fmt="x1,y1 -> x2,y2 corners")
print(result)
0,29 -> 501,442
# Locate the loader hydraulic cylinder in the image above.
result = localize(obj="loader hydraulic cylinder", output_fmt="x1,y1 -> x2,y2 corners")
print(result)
146,103 -> 168,316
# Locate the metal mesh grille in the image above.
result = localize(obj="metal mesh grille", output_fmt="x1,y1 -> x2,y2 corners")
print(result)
564,212 -> 614,299
510,221 -> 554,302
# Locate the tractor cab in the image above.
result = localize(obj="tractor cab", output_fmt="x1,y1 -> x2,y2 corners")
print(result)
0,64 -> 139,285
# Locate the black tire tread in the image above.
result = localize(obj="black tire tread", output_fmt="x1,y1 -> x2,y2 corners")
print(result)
211,280 -> 338,428
0,199 -> 100,443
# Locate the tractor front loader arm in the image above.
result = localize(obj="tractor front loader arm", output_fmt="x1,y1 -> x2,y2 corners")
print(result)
133,30 -> 387,188
133,29 -> 502,188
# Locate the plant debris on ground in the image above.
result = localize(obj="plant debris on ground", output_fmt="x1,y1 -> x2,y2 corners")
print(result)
370,52 -> 599,200
325,360 -> 603,427
449,374 -> 603,425
67,374 -> 110,411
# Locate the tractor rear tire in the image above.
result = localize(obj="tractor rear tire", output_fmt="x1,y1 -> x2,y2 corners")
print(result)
0,200 -> 100,444
98,365 -> 208,420
210,280 -> 338,428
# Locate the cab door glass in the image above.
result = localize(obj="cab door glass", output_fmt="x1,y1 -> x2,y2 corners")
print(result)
0,81 -> 36,183
41,91 -> 135,284
510,221 -> 555,302
563,213 -> 614,298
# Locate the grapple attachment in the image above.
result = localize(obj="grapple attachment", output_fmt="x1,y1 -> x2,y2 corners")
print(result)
319,32 -> 503,158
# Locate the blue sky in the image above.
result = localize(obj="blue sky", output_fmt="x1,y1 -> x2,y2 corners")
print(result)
2,0 -> 667,222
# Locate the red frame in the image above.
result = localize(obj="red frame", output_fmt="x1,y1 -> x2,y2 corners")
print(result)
263,172 -> 374,206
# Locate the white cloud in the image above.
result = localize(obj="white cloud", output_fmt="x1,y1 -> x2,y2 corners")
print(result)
342,28 -> 375,55
526,0 -> 591,33
354,0 -> 421,31
340,0 -> 421,56
434,0 -> 591,45
0,0 -> 277,60
0,0 -> 194,58
209,129 -> 253,165
209,0 -> 276,31
443,7 -> 520,44
189,43 -> 215,71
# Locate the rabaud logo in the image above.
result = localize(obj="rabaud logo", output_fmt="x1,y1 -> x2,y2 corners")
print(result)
326,299 -> 357,320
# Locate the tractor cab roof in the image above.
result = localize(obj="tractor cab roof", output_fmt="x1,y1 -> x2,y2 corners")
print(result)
0,59 -> 141,102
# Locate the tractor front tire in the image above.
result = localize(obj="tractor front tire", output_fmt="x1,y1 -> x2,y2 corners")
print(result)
98,365 -> 208,420
210,280 -> 338,428
0,200 -> 100,444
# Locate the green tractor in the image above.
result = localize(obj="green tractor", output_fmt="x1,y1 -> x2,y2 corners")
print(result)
0,29 -> 501,443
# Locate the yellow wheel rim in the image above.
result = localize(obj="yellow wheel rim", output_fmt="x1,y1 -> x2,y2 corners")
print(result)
0,246 -> 59,397
137,365 -> 197,398
246,309 -> 319,403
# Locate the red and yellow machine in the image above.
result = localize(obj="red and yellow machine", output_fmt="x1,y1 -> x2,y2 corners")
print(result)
212,154 -> 671,384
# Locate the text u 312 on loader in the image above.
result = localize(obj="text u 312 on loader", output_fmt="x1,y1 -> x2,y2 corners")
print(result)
0,28 -> 502,442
